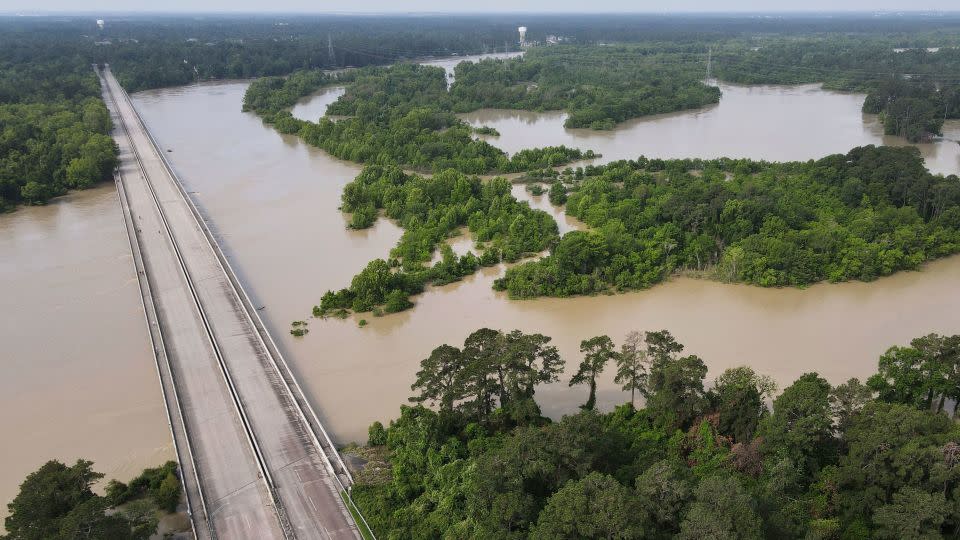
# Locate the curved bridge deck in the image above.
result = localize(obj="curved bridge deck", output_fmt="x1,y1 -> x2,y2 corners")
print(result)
99,66 -> 361,540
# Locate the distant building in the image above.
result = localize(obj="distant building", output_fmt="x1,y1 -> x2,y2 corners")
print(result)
96,19 -> 104,30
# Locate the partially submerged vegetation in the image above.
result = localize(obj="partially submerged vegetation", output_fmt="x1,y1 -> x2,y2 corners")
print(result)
316,165 -> 559,315
238,38 -> 960,316
472,125 -> 500,136
497,145 -> 960,298
290,320 -> 310,337
243,62 -> 601,315
352,328 -> 960,539
3,460 -> 183,540
241,69 -> 354,115
244,63 -> 593,174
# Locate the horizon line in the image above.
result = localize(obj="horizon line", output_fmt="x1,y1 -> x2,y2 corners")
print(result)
4,9 -> 960,16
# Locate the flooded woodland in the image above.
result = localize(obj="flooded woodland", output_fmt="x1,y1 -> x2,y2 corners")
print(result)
3,53 -> 960,510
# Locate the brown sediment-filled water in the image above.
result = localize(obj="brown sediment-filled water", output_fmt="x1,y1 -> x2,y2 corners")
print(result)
460,82 -> 960,176
4,58 -> 960,514
0,185 -> 172,517
128,76 -> 960,445
291,85 -> 346,122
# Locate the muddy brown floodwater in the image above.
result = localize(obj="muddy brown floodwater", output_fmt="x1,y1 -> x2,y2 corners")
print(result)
460,82 -> 960,176
3,59 -> 960,516
128,77 -> 960,445
0,186 -> 172,518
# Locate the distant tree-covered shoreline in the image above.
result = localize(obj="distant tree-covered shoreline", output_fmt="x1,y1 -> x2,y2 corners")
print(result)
714,40 -> 960,142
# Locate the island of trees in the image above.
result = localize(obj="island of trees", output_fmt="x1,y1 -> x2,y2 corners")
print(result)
243,63 -> 592,175
317,142 -> 960,314
497,145 -> 960,298
236,32 -> 960,315
349,328 -> 960,539
450,44 -> 721,130
317,166 -> 561,316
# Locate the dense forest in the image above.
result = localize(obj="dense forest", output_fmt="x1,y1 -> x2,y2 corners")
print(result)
350,328 -> 960,539
0,16 -> 526,92
5,15 -> 960,210
2,460 -> 182,540
0,15 -> 528,211
497,146 -> 960,298
0,46 -> 117,209
450,45 -> 721,129
11,13 -> 959,92
714,40 -> 960,142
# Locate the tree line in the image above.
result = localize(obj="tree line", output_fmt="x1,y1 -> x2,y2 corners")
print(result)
352,328 -> 960,538
0,39 -> 118,210
496,145 -> 960,298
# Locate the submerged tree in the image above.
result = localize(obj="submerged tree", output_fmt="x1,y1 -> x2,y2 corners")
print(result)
868,333 -> 960,416
409,344 -> 465,411
570,335 -> 617,410
615,330 -> 648,406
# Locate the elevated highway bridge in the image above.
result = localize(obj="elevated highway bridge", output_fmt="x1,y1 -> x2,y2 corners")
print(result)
98,65 -> 365,540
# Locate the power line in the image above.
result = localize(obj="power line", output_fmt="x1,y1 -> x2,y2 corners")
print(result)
706,46 -> 713,80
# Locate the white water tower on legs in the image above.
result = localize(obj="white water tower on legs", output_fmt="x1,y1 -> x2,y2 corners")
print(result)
518,26 -> 527,47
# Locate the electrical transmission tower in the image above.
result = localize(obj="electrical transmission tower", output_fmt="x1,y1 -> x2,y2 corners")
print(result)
328,34 -> 336,65
706,47 -> 713,80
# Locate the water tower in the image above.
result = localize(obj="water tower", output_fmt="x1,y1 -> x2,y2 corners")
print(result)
518,26 -> 527,47
96,19 -> 105,30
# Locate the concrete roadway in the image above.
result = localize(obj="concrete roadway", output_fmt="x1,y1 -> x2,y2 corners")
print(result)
100,66 -> 361,540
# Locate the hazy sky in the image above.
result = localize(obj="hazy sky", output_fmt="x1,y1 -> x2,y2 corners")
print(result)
4,0 -> 959,14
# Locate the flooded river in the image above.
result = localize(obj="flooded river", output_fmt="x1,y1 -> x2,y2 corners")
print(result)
461,82 -> 960,176
0,186 -> 172,515
129,77 -> 960,444
3,57 -> 960,512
